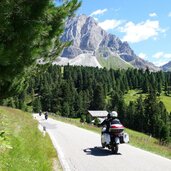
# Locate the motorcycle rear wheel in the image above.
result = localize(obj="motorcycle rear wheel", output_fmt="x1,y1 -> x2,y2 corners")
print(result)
101,142 -> 105,148
111,144 -> 118,154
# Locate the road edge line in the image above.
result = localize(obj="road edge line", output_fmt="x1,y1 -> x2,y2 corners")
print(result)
47,130 -> 71,171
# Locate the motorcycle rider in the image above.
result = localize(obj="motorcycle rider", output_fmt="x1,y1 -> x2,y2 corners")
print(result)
45,111 -> 48,120
100,111 -> 121,133
39,110 -> 42,116
99,111 -> 129,152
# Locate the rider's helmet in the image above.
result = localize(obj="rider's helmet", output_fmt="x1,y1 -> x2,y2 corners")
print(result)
109,111 -> 118,118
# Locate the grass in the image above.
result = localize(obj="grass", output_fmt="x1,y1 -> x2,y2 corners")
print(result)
124,89 -> 171,113
0,106 -> 62,171
126,129 -> 171,159
51,114 -> 171,159
124,89 -> 171,157
124,90 -> 142,105
160,94 -> 171,112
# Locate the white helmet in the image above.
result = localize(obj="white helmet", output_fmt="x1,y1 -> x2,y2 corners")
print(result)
110,111 -> 118,118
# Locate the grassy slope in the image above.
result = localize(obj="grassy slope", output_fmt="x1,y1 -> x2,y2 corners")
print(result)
160,95 -> 171,112
123,90 -> 171,157
124,90 -> 171,112
97,54 -> 133,70
124,90 -> 143,105
0,106 -> 61,171
126,129 -> 171,159
52,115 -> 171,159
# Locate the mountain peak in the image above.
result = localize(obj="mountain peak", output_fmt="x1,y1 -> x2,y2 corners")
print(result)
58,15 -> 160,71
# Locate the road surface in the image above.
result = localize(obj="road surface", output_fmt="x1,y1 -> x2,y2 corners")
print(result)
33,114 -> 171,171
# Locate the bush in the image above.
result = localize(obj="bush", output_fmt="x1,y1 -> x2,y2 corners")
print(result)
94,118 -> 100,126
86,114 -> 92,124
80,114 -> 86,123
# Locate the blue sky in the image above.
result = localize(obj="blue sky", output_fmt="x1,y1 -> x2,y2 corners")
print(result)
76,0 -> 171,66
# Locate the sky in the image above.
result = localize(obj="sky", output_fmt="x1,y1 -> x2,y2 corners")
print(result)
76,0 -> 171,66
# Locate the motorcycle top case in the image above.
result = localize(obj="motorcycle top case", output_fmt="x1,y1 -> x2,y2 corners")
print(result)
109,123 -> 124,133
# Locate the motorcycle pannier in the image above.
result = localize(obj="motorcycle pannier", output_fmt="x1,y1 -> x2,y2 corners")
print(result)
120,133 -> 129,143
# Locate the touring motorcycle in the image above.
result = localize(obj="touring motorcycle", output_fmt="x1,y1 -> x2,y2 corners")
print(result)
101,119 -> 129,154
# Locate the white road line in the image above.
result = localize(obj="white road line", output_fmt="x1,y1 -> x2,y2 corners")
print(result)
47,130 -> 71,171
34,114 -> 71,171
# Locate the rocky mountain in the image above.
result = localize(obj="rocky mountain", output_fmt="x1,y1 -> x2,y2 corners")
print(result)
161,61 -> 171,71
55,15 -> 160,71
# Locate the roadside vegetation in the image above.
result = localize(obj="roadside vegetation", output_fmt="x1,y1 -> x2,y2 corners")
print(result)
0,106 -> 61,171
51,114 -> 171,159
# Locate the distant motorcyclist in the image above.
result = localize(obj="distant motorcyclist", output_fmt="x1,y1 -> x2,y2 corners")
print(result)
45,111 -> 48,120
100,111 -> 121,133
39,110 -> 42,116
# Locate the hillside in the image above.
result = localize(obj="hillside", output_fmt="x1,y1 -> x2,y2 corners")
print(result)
0,107 -> 61,171
96,52 -> 133,70
55,15 -> 160,71
124,90 -> 171,112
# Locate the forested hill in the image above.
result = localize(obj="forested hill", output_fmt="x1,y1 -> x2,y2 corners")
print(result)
2,65 -> 171,142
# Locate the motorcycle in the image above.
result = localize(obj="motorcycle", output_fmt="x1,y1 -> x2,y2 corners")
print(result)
45,112 -> 48,120
39,111 -> 42,116
101,119 -> 129,154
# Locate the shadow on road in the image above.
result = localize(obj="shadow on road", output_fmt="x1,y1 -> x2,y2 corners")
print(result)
83,146 -> 122,156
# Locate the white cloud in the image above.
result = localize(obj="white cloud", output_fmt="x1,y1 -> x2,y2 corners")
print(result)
121,20 -> 164,43
164,53 -> 171,58
153,61 -> 168,67
98,19 -> 122,30
152,52 -> 171,66
149,13 -> 157,17
168,12 -> 171,17
90,9 -> 107,16
138,53 -> 148,59
153,52 -> 171,59
153,52 -> 164,59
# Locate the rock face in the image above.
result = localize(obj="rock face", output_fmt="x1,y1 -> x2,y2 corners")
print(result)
61,15 -> 107,57
57,15 -> 160,71
161,61 -> 171,71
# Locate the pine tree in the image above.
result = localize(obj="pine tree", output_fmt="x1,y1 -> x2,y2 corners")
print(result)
0,0 -> 81,98
33,96 -> 42,112
63,102 -> 70,117
91,83 -> 105,110
144,89 -> 159,135
135,95 -> 145,132
126,101 -> 136,128
160,124 -> 170,142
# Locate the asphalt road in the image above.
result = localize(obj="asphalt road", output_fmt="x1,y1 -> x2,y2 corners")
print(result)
34,114 -> 171,171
